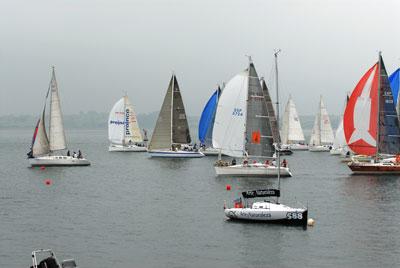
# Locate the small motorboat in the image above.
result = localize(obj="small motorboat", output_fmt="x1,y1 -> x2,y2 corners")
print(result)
224,189 -> 307,226
276,144 -> 293,155
30,249 -> 77,268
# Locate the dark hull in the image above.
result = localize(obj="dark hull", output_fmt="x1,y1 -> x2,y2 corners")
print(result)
349,163 -> 400,174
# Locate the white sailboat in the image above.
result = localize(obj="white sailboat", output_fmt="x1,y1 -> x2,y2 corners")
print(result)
108,95 -> 147,152
309,96 -> 334,152
148,74 -> 204,158
281,95 -> 308,150
224,51 -> 308,226
27,67 -> 90,166
213,57 -> 291,177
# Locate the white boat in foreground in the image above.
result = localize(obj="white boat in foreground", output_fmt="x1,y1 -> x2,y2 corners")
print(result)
31,249 -> 77,268
27,67 -> 90,167
148,74 -> 204,158
309,96 -> 334,152
224,189 -> 307,226
108,94 -> 147,152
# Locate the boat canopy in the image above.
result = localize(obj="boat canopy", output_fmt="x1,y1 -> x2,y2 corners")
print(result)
242,189 -> 280,198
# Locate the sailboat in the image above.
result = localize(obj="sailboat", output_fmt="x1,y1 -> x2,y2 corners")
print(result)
308,96 -> 334,152
213,57 -> 292,177
27,67 -> 90,167
389,68 -> 400,117
330,95 -> 350,155
31,249 -> 77,268
261,78 -> 292,155
224,51 -> 308,226
148,74 -> 204,158
108,95 -> 147,152
198,86 -> 221,156
281,95 -> 308,151
344,53 -> 400,174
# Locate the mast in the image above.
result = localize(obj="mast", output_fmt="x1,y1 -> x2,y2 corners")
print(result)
274,49 -> 281,203
376,51 -> 382,159
319,96 -> 322,145
123,94 -> 127,145
171,72 -> 174,147
244,55 -> 252,157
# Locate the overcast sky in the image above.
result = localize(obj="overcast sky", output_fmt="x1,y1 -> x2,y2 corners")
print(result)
1,0 -> 399,117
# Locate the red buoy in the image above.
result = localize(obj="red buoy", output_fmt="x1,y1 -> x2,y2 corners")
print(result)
226,184 -> 231,191
40,166 -> 45,170
44,179 -> 52,185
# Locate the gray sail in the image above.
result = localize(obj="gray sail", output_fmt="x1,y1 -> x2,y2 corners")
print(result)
148,76 -> 173,150
49,67 -> 67,151
377,56 -> 400,154
171,75 -> 191,144
245,63 -> 274,157
261,78 -> 281,144
32,107 -> 50,156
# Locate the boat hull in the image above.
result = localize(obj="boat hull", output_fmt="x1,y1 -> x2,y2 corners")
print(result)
108,144 -> 147,152
348,162 -> 400,174
148,150 -> 205,158
286,144 -> 309,151
29,156 -> 90,166
330,148 -> 343,155
225,207 -> 307,226
215,164 -> 292,177
309,145 -> 330,152
199,147 -> 220,156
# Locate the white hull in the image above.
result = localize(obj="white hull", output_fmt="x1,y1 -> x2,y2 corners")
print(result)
329,147 -> 343,155
309,145 -> 331,152
29,155 -> 90,166
109,144 -> 147,152
225,202 -> 307,226
148,150 -> 205,158
288,143 -> 309,151
215,163 -> 292,177
199,147 -> 220,156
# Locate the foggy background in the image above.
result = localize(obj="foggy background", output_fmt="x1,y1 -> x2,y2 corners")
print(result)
1,0 -> 399,117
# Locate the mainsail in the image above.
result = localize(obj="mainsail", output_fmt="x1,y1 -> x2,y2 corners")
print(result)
281,95 -> 305,144
310,96 -> 334,146
344,56 -> 400,156
389,68 -> 400,116
261,78 -> 281,144
124,96 -> 143,144
48,67 -> 67,151
198,87 -> 221,147
149,74 -> 191,150
212,61 -> 274,158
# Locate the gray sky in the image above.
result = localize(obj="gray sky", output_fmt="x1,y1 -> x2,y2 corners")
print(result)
1,0 -> 399,116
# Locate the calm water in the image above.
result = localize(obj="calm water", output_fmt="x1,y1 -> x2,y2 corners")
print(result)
0,129 -> 399,268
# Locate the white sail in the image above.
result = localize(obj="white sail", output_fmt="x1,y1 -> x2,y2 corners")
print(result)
32,109 -> 50,156
310,96 -> 334,146
212,71 -> 248,157
281,96 -> 305,144
124,96 -> 143,144
48,67 -> 67,151
320,97 -> 334,144
332,117 -> 346,149
108,97 -> 125,145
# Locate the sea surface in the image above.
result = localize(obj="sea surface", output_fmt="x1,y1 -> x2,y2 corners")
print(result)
0,129 -> 399,268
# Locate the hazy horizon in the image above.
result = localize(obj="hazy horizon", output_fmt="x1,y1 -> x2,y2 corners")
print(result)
1,0 -> 400,117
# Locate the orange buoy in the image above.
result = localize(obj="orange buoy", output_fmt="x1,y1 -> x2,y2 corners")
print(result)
40,166 -> 45,170
226,184 -> 231,191
44,179 -> 52,185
